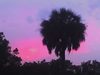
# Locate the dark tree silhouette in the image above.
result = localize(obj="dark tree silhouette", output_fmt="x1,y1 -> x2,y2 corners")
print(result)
40,8 -> 86,61
0,32 -> 22,67
0,32 -> 11,66
8,48 -> 22,66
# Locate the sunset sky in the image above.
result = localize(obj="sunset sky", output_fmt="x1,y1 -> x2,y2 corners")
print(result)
0,0 -> 100,65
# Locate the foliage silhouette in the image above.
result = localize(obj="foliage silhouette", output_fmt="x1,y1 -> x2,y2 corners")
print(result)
1,59 -> 100,75
0,32 -> 22,68
40,8 -> 86,60
0,33 -> 100,75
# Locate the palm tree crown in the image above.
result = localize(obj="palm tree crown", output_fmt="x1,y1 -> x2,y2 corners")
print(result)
40,8 -> 86,60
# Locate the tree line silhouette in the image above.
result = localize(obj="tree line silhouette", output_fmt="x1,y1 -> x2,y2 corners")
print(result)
0,8 -> 99,75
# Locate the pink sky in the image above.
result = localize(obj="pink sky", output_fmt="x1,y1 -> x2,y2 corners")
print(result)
0,0 -> 100,65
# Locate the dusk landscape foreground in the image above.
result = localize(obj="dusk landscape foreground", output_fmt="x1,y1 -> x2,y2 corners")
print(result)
1,32 -> 100,75
0,32 -> 100,75
0,0 -> 100,75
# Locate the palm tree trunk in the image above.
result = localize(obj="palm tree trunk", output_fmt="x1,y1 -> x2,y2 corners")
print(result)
60,50 -> 65,61
59,50 -> 66,73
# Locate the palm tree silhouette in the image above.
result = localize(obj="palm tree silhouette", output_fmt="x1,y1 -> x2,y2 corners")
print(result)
40,8 -> 86,61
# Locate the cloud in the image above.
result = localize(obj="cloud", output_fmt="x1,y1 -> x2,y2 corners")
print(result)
26,16 -> 34,24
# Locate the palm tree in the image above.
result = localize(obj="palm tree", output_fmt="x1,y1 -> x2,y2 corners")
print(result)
40,8 -> 86,61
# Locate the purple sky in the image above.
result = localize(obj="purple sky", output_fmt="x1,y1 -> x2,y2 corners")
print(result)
0,0 -> 100,65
